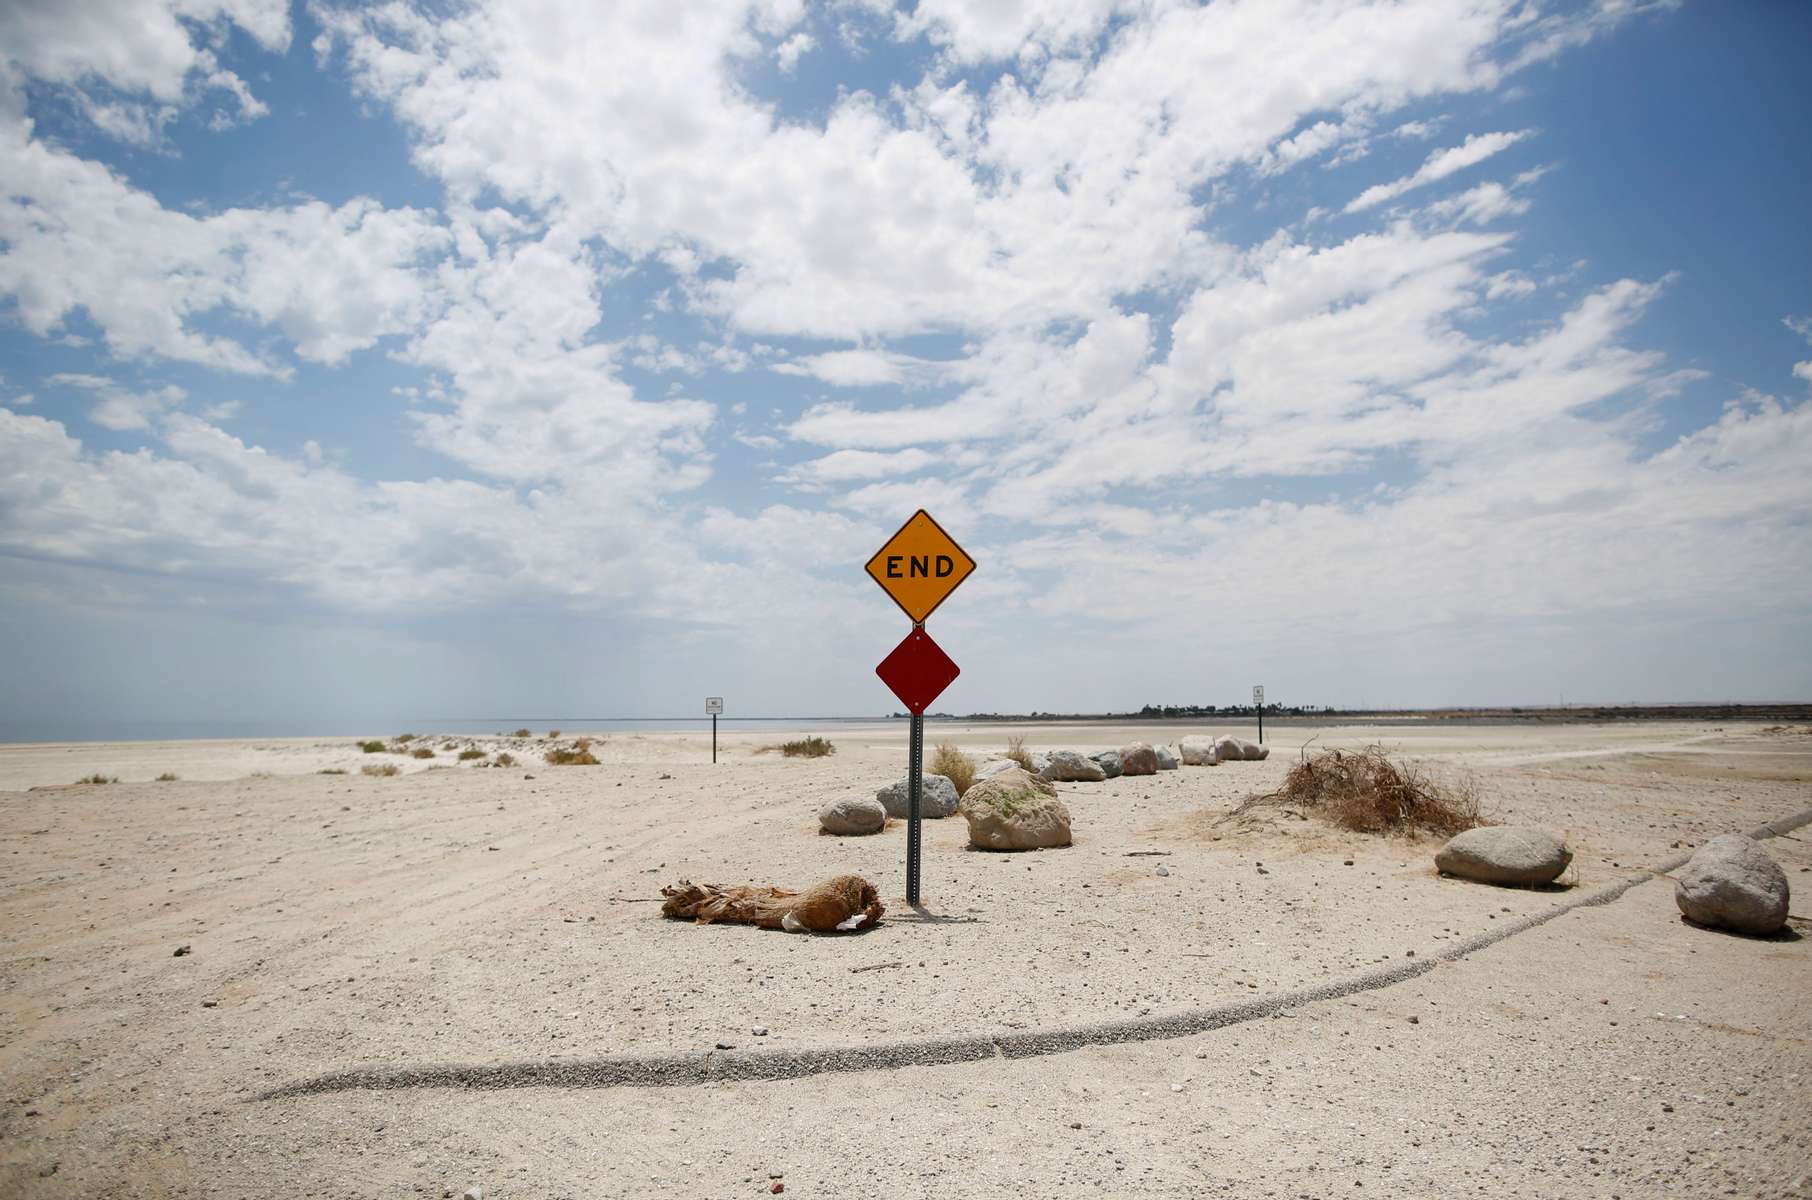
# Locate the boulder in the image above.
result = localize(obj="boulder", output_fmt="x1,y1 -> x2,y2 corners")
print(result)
875,773 -> 960,819
1674,835 -> 1790,935
1040,749 -> 1107,783
1153,744 -> 1179,771
1090,749 -> 1123,778
961,768 -> 1071,851
1435,826 -> 1571,886
1178,736 -> 1221,766
1029,751 -> 1051,776
1215,737 -> 1269,762
1119,742 -> 1158,776
973,758 -> 1021,783
819,795 -> 886,836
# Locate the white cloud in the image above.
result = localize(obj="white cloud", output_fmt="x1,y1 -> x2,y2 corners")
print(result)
775,31 -> 815,73
0,0 -> 290,142
1346,129 -> 1534,212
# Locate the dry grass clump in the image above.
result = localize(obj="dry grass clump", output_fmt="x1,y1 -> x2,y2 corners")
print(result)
409,747 -> 435,760
511,728 -> 532,738
931,741 -> 975,794
546,738 -> 600,766
155,772 -> 178,782
1233,744 -> 1484,837
76,773 -> 119,785
493,752 -> 517,768
457,748 -> 487,761
781,736 -> 835,758
318,768 -> 348,775
1004,734 -> 1033,771
360,763 -> 400,777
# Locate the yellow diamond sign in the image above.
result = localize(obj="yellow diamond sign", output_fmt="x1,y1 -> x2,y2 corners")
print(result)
865,509 -> 977,624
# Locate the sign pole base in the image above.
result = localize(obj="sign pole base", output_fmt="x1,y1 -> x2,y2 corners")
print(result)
907,710 -> 923,905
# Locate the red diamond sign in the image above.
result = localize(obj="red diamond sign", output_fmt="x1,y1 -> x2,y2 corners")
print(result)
875,626 -> 960,716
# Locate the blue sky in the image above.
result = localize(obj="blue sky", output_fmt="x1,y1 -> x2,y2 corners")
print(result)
1,0 -> 1809,733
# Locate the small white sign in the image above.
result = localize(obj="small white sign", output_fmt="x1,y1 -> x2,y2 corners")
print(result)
705,696 -> 724,714
1253,685 -> 1264,706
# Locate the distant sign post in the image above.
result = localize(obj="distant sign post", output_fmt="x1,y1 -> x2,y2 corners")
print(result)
1253,685 -> 1264,744
867,510 -> 975,905
706,696 -> 724,763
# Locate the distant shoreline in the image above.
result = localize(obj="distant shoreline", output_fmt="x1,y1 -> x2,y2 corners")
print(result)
2,704 -> 1803,746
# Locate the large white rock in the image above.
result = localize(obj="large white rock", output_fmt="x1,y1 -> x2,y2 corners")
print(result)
1435,826 -> 1571,886
973,758 -> 1020,783
1178,736 -> 1221,766
818,794 -> 886,836
1674,835 -> 1790,935
1040,749 -> 1107,783
875,772 -> 960,819
961,768 -> 1071,851
1153,745 -> 1179,770
1119,742 -> 1158,776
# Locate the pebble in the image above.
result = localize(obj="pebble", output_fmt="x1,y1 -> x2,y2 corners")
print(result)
1155,865 -> 1169,877
173,944 -> 191,957
716,1042 -> 735,1050
462,1189 -> 482,1200
752,1026 -> 769,1037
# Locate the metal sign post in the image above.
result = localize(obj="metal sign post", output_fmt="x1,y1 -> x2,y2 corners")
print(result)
867,511 -> 974,908
874,625 -> 960,905
705,696 -> 723,763
1253,685 -> 1264,745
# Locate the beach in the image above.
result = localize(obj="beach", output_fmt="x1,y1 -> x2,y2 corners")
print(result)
1,720 -> 1808,1197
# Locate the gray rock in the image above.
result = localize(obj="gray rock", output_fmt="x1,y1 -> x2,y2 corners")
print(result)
961,768 -> 1071,851
1090,749 -> 1123,778
1039,749 -> 1107,783
1029,751 -> 1051,775
1153,745 -> 1179,770
1178,736 -> 1221,766
875,772 -> 960,819
1435,826 -> 1571,886
1674,834 -> 1790,935
1119,742 -> 1158,776
818,794 -> 886,835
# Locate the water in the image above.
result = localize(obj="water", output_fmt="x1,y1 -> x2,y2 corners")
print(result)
0,716 -> 888,746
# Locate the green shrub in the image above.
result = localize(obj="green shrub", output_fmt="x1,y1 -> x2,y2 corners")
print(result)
358,740 -> 386,753
512,728 -> 532,738
319,768 -> 347,775
781,736 -> 835,758
154,772 -> 178,782
458,748 -> 487,761
76,773 -> 118,785
395,733 -> 417,743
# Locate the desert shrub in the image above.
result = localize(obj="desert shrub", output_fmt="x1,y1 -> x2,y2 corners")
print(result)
76,773 -> 118,785
358,740 -> 386,753
410,747 -> 435,759
457,748 -> 487,761
1004,734 -> 1033,771
512,728 -> 532,738
546,738 -> 599,766
319,768 -> 347,775
361,763 -> 400,777
395,733 -> 417,743
494,752 -> 517,767
548,730 -> 561,738
155,772 -> 178,782
781,736 -> 835,758
1233,744 -> 1483,837
931,742 -> 975,794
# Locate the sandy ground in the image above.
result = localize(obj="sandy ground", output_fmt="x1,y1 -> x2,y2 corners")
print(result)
1,721 -> 1808,1197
